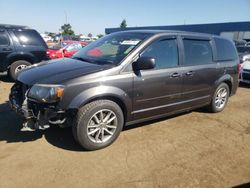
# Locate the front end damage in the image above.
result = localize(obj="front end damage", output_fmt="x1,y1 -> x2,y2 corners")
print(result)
9,82 -> 68,131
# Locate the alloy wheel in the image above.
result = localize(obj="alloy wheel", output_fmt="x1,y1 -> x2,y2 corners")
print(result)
87,109 -> 117,143
215,88 -> 228,109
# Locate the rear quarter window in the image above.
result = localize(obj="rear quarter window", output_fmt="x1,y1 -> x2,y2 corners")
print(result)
14,29 -> 44,46
214,38 -> 238,61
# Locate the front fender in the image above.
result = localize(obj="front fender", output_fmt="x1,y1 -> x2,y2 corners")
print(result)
68,85 -> 132,116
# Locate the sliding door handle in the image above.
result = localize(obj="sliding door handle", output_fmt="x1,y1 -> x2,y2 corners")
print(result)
170,72 -> 181,78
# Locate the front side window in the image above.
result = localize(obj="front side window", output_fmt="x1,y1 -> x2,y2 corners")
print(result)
140,39 -> 178,69
183,39 -> 213,65
0,32 -> 10,46
73,32 -> 152,65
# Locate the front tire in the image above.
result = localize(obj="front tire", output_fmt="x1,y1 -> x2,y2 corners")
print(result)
9,60 -> 31,80
72,100 -> 124,150
209,83 -> 230,113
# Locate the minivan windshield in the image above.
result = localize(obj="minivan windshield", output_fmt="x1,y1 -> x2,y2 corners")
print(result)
73,32 -> 151,65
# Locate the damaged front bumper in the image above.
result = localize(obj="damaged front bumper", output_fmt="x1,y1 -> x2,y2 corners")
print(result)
9,83 -> 67,131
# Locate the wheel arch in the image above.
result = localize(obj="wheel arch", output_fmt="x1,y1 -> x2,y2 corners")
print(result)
67,86 -> 132,122
214,74 -> 233,95
7,53 -> 36,69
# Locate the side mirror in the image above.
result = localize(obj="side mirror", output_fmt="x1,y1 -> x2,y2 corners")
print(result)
133,57 -> 155,71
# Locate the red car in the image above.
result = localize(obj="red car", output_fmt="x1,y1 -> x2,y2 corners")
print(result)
47,42 -> 87,59
61,40 -> 88,47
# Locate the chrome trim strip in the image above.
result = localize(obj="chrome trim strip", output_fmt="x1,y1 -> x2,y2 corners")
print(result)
132,95 -> 210,114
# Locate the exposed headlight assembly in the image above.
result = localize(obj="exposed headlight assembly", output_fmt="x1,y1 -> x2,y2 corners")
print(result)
28,84 -> 65,103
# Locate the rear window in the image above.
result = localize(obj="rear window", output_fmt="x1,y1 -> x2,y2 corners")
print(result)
214,38 -> 238,61
14,29 -> 44,46
183,39 -> 213,65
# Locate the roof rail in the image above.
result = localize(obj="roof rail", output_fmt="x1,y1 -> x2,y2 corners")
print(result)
0,24 -> 29,29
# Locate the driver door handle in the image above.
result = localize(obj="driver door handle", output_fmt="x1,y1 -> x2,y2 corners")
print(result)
186,71 -> 194,76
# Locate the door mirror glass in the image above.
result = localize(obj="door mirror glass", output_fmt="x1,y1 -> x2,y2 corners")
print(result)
133,57 -> 155,71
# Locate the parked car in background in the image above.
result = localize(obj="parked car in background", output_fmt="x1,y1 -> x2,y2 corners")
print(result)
239,61 -> 250,84
40,33 -> 53,43
80,36 -> 98,42
241,54 -> 250,62
61,40 -> 88,47
9,30 -> 239,150
47,42 -> 86,59
234,39 -> 247,46
0,24 -> 48,79
237,45 -> 250,55
236,45 -> 250,63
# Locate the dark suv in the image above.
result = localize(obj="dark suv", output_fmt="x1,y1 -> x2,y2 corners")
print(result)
9,30 -> 239,150
0,24 -> 48,79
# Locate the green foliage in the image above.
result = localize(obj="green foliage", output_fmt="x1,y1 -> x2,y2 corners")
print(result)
120,19 -> 127,28
60,24 -> 75,36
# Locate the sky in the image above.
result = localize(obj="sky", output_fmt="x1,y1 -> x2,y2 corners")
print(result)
0,0 -> 250,36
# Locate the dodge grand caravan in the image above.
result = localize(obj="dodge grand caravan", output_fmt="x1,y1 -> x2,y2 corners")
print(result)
9,30 -> 239,150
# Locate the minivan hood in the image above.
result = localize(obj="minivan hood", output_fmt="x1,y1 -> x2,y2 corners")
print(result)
17,58 -> 109,85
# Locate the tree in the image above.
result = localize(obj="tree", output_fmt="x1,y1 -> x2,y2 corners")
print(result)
120,19 -> 127,28
97,34 -> 104,38
60,24 -> 75,36
88,33 -> 93,38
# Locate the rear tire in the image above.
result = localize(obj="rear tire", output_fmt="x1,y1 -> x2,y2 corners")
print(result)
209,83 -> 230,113
72,100 -> 124,150
9,60 -> 31,80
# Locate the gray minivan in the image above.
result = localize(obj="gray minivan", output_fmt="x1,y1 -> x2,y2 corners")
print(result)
9,30 -> 239,150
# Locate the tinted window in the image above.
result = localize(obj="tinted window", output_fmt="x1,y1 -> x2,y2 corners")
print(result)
183,39 -> 213,65
14,30 -> 43,46
237,46 -> 250,53
0,32 -> 9,45
141,39 -> 178,69
214,38 -> 238,61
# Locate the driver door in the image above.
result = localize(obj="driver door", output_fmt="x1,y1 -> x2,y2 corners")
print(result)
132,37 -> 183,120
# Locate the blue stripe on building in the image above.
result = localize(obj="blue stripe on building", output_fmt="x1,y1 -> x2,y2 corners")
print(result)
105,21 -> 250,40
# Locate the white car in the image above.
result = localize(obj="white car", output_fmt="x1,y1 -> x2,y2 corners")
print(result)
242,54 -> 250,62
240,61 -> 250,84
